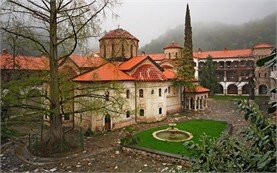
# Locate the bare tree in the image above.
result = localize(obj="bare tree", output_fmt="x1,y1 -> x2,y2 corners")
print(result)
1,0 -> 120,153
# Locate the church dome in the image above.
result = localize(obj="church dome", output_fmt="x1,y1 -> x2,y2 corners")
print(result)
99,28 -> 139,60
99,28 -> 139,42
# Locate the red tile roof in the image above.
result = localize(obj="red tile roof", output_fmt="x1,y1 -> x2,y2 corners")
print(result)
193,49 -> 252,59
164,41 -> 182,49
252,43 -> 274,49
131,64 -> 167,81
99,28 -> 139,41
162,70 -> 175,79
70,54 -> 106,68
146,53 -> 166,61
0,53 -> 49,70
118,56 -> 147,71
74,63 -> 133,82
185,86 -> 210,93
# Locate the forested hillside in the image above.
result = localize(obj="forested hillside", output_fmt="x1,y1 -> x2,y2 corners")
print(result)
140,13 -> 276,53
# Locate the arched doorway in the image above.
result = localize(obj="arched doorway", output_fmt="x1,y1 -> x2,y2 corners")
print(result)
259,85 -> 267,95
227,84 -> 238,94
242,84 -> 250,94
215,84 -> 224,94
190,98 -> 194,110
104,114 -> 111,131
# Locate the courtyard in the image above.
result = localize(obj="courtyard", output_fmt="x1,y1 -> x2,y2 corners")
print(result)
0,97 -> 260,172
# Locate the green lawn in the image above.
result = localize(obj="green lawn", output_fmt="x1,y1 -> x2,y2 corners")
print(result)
134,119 -> 227,157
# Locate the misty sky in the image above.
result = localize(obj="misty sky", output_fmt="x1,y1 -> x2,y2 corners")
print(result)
99,0 -> 276,47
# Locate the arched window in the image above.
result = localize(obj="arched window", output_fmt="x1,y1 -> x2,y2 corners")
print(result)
130,45 -> 133,57
126,111 -> 130,118
105,91 -> 109,101
121,44 -> 125,57
159,108 -> 162,115
139,89 -> 143,98
175,52 -> 178,58
139,109 -> 144,116
159,88 -> 162,97
112,43 -> 115,57
259,85 -> 267,95
104,44 -> 106,58
126,89 -> 130,99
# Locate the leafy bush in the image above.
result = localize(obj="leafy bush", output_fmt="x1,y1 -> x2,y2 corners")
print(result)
184,100 -> 276,172
121,126 -> 139,145
84,128 -> 94,137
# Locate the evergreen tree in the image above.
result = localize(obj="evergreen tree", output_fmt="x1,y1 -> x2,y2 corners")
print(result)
184,4 -> 193,57
199,55 -> 219,95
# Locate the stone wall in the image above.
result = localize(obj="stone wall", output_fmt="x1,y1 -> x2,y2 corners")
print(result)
121,145 -> 192,166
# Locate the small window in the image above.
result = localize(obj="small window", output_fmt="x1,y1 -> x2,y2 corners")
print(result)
151,89 -> 154,94
159,108 -> 162,115
169,53 -> 171,59
139,89 -> 143,98
175,52 -> 178,58
126,111 -> 130,118
258,73 -> 261,77
139,109 -> 144,116
126,90 -> 130,99
105,91 -> 109,101
168,86 -> 171,93
122,44 -> 125,57
159,88 -> 162,97
264,73 -> 267,77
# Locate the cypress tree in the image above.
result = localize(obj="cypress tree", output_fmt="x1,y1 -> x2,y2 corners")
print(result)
184,4 -> 193,56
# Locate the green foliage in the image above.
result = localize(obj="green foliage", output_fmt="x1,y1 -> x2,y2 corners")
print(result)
84,128 -> 94,137
121,126 -> 140,145
185,100 -> 276,172
1,127 -> 26,141
199,56 -> 220,95
174,48 -> 195,88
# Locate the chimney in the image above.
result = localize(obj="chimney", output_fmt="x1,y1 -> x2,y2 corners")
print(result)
142,51 -> 146,56
2,48 -> 8,54
198,48 -> 202,54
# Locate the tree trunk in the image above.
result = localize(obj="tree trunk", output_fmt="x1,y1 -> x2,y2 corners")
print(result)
48,0 -> 65,152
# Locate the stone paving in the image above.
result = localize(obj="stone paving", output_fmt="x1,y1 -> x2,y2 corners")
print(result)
1,98 -> 247,172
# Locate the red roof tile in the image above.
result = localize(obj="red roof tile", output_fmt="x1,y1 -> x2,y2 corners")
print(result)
252,43 -> 274,49
162,70 -> 175,79
131,64 -> 167,81
0,53 -> 49,70
146,53 -> 166,61
99,28 -> 139,41
164,41 -> 182,49
74,63 -> 133,82
193,49 -> 252,59
118,56 -> 147,71
185,86 -> 210,93
70,54 -> 106,68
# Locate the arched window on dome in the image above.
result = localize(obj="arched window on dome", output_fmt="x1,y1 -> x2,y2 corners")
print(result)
104,44 -> 106,58
130,45 -> 133,57
112,43 -> 115,57
121,44 -> 125,57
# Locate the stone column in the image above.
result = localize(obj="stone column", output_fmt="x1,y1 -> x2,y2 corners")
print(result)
198,99 -> 201,110
188,98 -> 191,110
205,98 -> 208,107
202,98 -> 204,109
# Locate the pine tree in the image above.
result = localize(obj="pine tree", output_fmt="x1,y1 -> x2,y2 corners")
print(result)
199,56 -> 220,95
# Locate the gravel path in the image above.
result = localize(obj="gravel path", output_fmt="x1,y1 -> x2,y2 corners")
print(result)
1,98 -> 247,172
